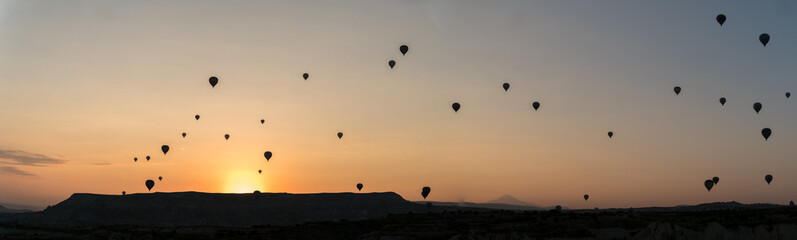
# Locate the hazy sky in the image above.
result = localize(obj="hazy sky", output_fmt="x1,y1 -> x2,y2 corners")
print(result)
1,0 -> 796,209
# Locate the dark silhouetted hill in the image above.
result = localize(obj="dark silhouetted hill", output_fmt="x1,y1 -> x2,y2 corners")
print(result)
0,205 -> 30,213
0,192 -> 467,227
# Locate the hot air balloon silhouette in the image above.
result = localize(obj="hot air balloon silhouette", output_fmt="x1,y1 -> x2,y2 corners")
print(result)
673,86 -> 681,95
161,145 -> 169,154
452,102 -> 461,112
145,156 -> 150,161
195,115 -> 200,120
584,194 -> 589,201
704,179 -> 714,192
182,132 -> 186,138
224,134 -> 230,140
356,183 -> 363,191
765,174 -> 773,184
158,176 -> 162,181
759,33 -> 770,47
753,102 -> 762,114
712,176 -> 719,185
399,45 -> 408,55
264,151 -> 272,161
719,97 -> 726,106
388,60 -> 396,69
133,157 -> 138,162
209,76 -> 218,88
122,191 -> 126,196
337,132 -> 343,139
716,14 -> 726,26
502,83 -> 510,92
303,73 -> 309,80
145,179 -> 155,191
258,170 -> 262,174
261,119 -> 265,124
761,128 -> 771,140
787,92 -> 791,99
421,186 -> 431,199
532,102 -> 540,111
607,131 -> 613,138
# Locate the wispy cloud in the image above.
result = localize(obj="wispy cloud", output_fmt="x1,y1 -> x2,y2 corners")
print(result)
0,149 -> 67,166
0,166 -> 35,176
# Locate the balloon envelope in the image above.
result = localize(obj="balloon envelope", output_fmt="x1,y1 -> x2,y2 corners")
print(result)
584,194 -> 589,201
421,186 -> 431,199
716,14 -> 726,26
719,97 -> 726,106
388,60 -> 395,69
225,134 -> 230,140
674,86 -> 681,95
145,180 -> 155,191
134,157 -> 137,162
258,170 -> 262,174
608,131 -> 613,138
303,73 -> 309,80
532,102 -> 540,111
264,151 -> 272,161
209,76 -> 218,88
754,102 -> 762,113
762,128 -> 771,140
356,183 -> 363,191
122,191 -> 126,196
704,180 -> 714,191
161,145 -> 169,154
765,174 -> 773,184
712,176 -> 719,185
261,119 -> 265,124
182,132 -> 186,138
146,156 -> 150,161
400,45 -> 408,55
760,33 -> 770,46
502,83 -> 510,91
195,115 -> 200,120
787,92 -> 791,99
452,102 -> 461,112
158,176 -> 162,181
337,132 -> 343,139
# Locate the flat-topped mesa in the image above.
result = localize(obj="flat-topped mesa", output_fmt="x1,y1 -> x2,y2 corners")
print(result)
33,192 -> 437,227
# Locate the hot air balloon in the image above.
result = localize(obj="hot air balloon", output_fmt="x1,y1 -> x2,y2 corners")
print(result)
719,97 -> 726,106
261,119 -> 265,124
388,60 -> 396,69
452,102 -> 461,112
303,73 -> 309,80
337,132 -> 343,139
555,205 -> 562,211
158,176 -> 162,181
532,102 -> 540,111
754,102 -> 762,114
674,86 -> 681,95
787,92 -> 791,99
195,115 -> 200,120
182,132 -> 187,138
712,176 -> 719,185
791,201 -> 795,207
400,45 -> 408,55
146,156 -> 150,161
264,151 -> 272,161
161,145 -> 169,154
759,33 -> 770,46
145,179 -> 155,191
209,76 -> 218,88
421,186 -> 431,199
254,190 -> 261,194
716,14 -> 726,26
502,83 -> 510,92
608,131 -> 613,138
704,179 -> 714,192
224,134 -> 230,140
122,191 -> 126,196
134,157 -> 138,162
356,183 -> 363,191
584,194 -> 589,201
258,170 -> 262,174
762,128 -> 771,140
765,174 -> 773,184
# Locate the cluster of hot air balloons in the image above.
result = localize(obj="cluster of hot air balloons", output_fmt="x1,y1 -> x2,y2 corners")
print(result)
716,14 -> 770,47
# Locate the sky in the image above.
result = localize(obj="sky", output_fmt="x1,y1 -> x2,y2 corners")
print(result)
1,0 -> 797,210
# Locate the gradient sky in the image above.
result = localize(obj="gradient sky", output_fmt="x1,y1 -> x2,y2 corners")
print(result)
1,0 -> 796,210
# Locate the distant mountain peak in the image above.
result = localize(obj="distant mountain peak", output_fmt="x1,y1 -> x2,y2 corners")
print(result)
486,194 -> 532,206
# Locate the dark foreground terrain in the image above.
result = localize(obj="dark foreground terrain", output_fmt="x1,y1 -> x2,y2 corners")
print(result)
1,192 -> 795,239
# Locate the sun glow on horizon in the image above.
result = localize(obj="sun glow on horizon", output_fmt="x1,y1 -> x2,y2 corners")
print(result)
226,170 -> 265,193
